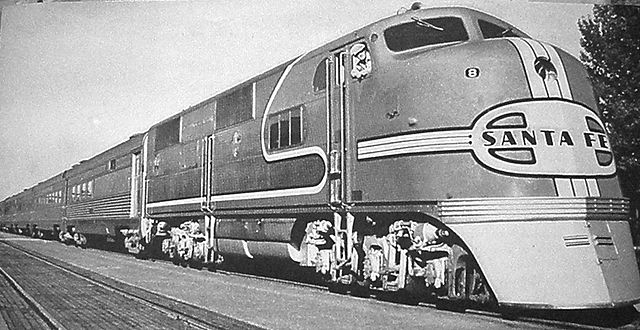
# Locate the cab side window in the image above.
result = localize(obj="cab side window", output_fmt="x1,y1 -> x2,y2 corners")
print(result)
312,60 -> 326,93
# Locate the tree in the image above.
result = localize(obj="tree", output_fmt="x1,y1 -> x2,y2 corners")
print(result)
579,5 -> 640,237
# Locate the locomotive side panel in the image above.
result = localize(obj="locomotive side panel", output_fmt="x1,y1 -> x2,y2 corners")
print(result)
147,57 -> 329,215
352,39 -> 559,203
213,54 -> 329,211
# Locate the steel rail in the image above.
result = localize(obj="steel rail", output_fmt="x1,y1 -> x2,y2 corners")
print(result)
0,240 -> 265,330
1,235 -> 630,330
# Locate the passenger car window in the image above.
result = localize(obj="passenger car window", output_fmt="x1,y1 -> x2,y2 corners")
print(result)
478,20 -> 522,39
384,17 -> 468,52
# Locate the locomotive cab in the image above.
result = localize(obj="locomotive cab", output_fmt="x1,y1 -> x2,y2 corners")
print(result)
333,7 -> 640,309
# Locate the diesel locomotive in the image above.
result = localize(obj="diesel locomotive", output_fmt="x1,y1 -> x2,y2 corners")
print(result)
2,5 -> 639,311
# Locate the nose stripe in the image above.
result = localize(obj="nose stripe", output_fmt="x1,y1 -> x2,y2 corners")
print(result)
507,38 -> 598,198
508,38 -> 547,98
538,41 -> 573,100
528,39 -> 563,98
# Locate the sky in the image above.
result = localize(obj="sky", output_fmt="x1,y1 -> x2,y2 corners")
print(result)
0,0 -> 595,200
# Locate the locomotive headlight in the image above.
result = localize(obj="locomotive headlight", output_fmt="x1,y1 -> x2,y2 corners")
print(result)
534,56 -> 558,83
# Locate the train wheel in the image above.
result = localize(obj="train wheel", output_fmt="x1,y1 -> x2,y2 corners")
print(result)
454,259 -> 468,299
327,281 -> 348,294
350,279 -> 371,298
171,247 -> 180,265
397,276 -> 424,305
188,259 -> 203,270
453,256 -> 491,307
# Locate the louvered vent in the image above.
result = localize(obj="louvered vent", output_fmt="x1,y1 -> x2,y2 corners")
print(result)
593,236 -> 614,246
563,234 -> 590,247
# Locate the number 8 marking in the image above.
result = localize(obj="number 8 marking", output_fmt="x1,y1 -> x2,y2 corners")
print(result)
465,67 -> 480,78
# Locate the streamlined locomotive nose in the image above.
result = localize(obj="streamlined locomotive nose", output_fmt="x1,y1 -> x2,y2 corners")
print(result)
357,35 -> 640,308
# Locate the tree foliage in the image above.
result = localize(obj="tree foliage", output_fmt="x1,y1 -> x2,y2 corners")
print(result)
579,6 -> 640,211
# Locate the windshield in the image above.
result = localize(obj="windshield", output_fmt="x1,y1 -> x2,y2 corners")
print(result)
384,16 -> 468,52
478,20 -> 525,39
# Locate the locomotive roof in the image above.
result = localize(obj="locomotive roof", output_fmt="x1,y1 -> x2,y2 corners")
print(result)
150,6 -> 527,129
66,133 -> 144,176
0,6 -> 529,205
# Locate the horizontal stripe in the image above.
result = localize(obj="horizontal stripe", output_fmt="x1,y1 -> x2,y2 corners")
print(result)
66,194 -> 131,220
357,130 -> 472,160
439,197 -> 629,223
66,214 -> 130,220
147,181 -> 334,209
67,194 -> 130,208
147,197 -> 203,209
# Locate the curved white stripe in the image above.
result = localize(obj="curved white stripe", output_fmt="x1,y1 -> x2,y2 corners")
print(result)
540,42 -> 573,100
508,38 -> 546,98
261,53 -> 323,161
256,52 -> 328,196
242,240 -> 254,259
527,39 -> 562,97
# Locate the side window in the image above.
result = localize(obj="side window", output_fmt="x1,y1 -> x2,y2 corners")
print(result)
87,181 -> 93,199
216,84 -> 254,130
478,20 -> 521,39
73,184 -> 82,202
268,105 -> 304,150
155,117 -> 181,151
108,158 -> 117,170
312,60 -> 327,92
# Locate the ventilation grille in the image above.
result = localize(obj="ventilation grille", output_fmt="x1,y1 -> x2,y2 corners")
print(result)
563,234 -> 590,247
593,236 -> 614,246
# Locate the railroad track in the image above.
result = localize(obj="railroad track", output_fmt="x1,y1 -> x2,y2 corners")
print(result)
0,240 -> 264,330
1,236 -> 636,330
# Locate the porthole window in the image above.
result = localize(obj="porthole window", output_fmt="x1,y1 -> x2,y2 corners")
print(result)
312,60 -> 327,93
